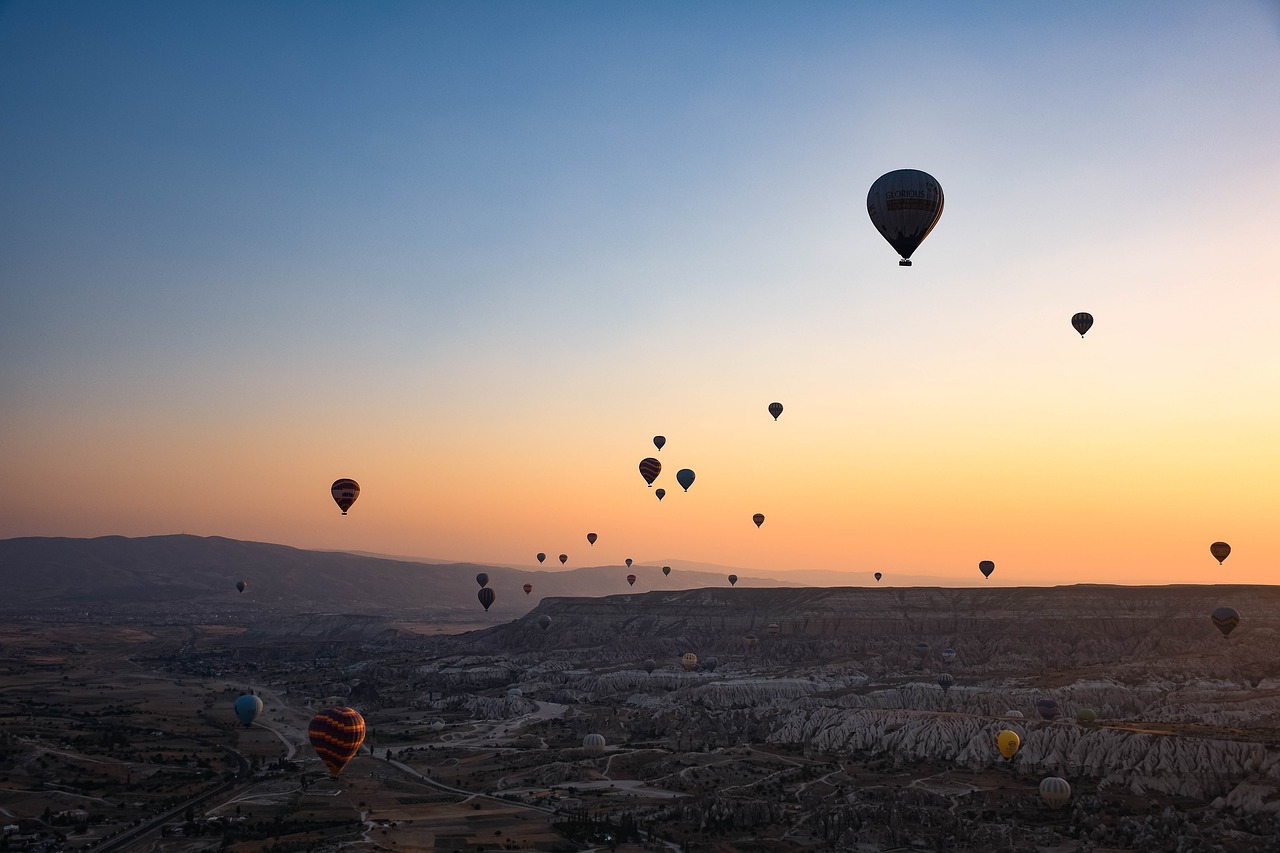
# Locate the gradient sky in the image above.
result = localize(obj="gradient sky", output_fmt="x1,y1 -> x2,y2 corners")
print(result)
3,1 -> 1279,585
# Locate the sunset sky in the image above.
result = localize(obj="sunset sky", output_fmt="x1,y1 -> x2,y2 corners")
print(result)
3,2 -> 1279,585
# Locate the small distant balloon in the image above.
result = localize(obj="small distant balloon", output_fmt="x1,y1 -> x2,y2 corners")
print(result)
703,656 -> 718,672
662,565 -> 671,576
1210,541 -> 1231,564
874,572 -> 882,582
979,560 -> 995,579
559,554 -> 568,565
625,558 -> 633,568
727,574 -> 738,586
753,513 -> 765,528
627,574 -> 637,586
639,457 -> 661,487
743,633 -> 758,648
1211,606 -> 1240,638
582,733 -> 606,754
538,614 -> 551,631
587,532 -> 597,545
676,469 -> 695,491
941,647 -> 956,663
768,402 -> 783,420
915,642 -> 930,656
866,169 -> 944,266
331,479 -> 360,515
1036,698 -> 1060,721
523,583 -> 532,595
234,694 -> 262,727
476,573 -> 489,588
681,652 -> 698,672
653,435 -> 666,451
536,552 -> 546,564
308,707 -> 366,777
995,729 -> 1020,759
236,580 -> 246,593
477,587 -> 496,611
655,488 -> 666,501
766,623 -> 780,636
643,658 -> 657,674
937,673 -> 954,692
1071,312 -> 1094,337
1039,777 -> 1071,808
1076,708 -> 1097,725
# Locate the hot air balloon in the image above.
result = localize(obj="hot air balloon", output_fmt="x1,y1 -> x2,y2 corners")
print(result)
867,169 -> 944,266
766,623 -> 780,636
559,554 -> 568,565
1071,312 -> 1093,337
1039,777 -> 1071,808
587,532 -> 597,545
743,633 -> 758,648
979,560 -> 995,579
681,653 -> 698,672
662,566 -> 671,576
331,479 -> 360,515
234,694 -> 262,727
478,588 -> 496,611
768,402 -> 784,420
537,553 -> 546,564
653,435 -> 666,451
676,469 -> 695,491
236,580 -> 246,593
523,583 -> 533,595
704,656 -> 718,672
874,572 -> 882,582
995,729 -> 1020,759
941,647 -> 956,663
639,457 -> 661,487
1005,710 -> 1025,718
1036,699 -> 1060,721
656,488 -> 666,501
1210,541 -> 1231,564
915,642 -> 930,657
308,707 -> 366,777
582,733 -> 606,754
627,574 -> 637,586
1211,606 -> 1240,638
538,614 -> 551,631
1076,708 -> 1097,725
937,673 -> 954,692
476,573 -> 489,588
727,574 -> 738,586
753,513 -> 765,528
643,658 -> 657,674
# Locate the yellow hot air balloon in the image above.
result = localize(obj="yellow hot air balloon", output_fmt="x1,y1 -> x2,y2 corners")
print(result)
996,729 -> 1020,760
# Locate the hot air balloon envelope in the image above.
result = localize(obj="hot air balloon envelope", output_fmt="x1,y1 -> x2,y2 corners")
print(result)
676,469 -> 695,491
1036,699 -> 1060,721
538,614 -> 551,630
768,402 -> 783,420
475,572 -> 489,588
704,656 -> 718,672
236,580 -> 246,593
477,587 -> 496,611
653,435 -> 666,451
1039,777 -> 1071,808
655,488 -> 666,501
331,479 -> 360,515
583,733 -> 606,754
536,552 -> 546,564
766,623 -> 780,636
867,169 -> 944,265
308,707 -> 366,777
234,694 -> 262,727
874,572 -> 882,582
625,558 -> 633,567
727,574 -> 738,586
937,673 -> 954,691
559,554 -> 568,565
752,513 -> 765,528
681,652 -> 698,671
627,574 -> 637,586
587,532 -> 597,545
523,583 -> 532,595
979,560 -> 995,578
639,457 -> 661,486
941,648 -> 956,663
643,658 -> 656,674
662,565 -> 671,576
1210,541 -> 1231,564
1076,708 -> 1097,724
996,729 -> 1020,759
1071,312 -> 1094,337
1211,606 -> 1240,638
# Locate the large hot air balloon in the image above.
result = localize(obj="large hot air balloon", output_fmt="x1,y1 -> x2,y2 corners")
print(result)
681,653 -> 698,672
478,587 -> 496,611
1036,699 -> 1060,721
874,572 -> 882,582
662,566 -> 671,576
768,402 -> 784,420
583,733 -> 606,754
625,558 -> 633,568
1076,708 -> 1097,725
676,469 -> 695,491
937,673 -> 954,692
643,658 -> 657,674
1211,606 -> 1240,638
331,479 -> 360,515
727,574 -> 738,586
867,169 -> 944,266
766,623 -> 780,636
639,457 -> 661,487
627,574 -> 637,586
941,647 -> 956,663
587,532 -> 597,545
704,656 -> 718,672
308,707 -> 366,777
655,488 -> 666,501
538,614 -> 551,631
653,435 -> 666,451
234,694 -> 262,727
476,572 -> 489,588
559,554 -> 568,565
753,513 -> 765,528
979,560 -> 995,579
995,729 -> 1020,759
236,580 -> 246,593
523,583 -> 533,595
1071,312 -> 1094,337
536,552 -> 546,564
1039,777 -> 1071,808
1210,542 -> 1231,564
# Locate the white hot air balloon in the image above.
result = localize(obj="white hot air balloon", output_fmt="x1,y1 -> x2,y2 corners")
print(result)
867,169 -> 944,266
1039,776 -> 1071,808
582,733 -> 606,755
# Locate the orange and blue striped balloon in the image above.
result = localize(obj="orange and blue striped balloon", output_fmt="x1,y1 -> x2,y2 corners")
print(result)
308,707 -> 366,777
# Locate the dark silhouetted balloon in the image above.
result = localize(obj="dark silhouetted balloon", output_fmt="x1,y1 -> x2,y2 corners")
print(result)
582,733 -> 605,754
1036,698 -> 1060,721
1210,542 -> 1231,564
662,565 -> 671,576
1039,777 -> 1071,808
559,554 -> 568,565
767,623 -> 780,636
1211,606 -> 1240,638
938,673 -> 954,692
653,435 -> 666,451
523,583 -> 532,595
676,469 -> 695,491
234,694 -> 262,727
1076,708 -> 1097,724
477,587 -> 495,611
536,552 -> 546,564
236,580 -> 246,593
753,513 -> 765,528
979,560 -> 995,578
727,574 -> 738,586
627,574 -> 636,586
639,457 -> 661,487
941,647 -> 956,663
743,633 -> 758,648
476,572 -> 489,588
625,558 -> 633,568
874,572 -> 882,582
587,532 -> 597,545
538,614 -> 551,631
308,707 -> 366,777
331,479 -> 360,515
768,402 -> 783,420
704,656 -> 718,672
1071,312 -> 1094,337
867,169 -> 944,266
644,658 -> 657,674
655,488 -> 666,501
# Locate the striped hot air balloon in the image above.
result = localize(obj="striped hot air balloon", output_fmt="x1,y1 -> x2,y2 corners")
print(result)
308,707 -> 366,777
1071,312 -> 1094,337
477,587 -> 496,611
937,673 -> 954,692
1039,776 -> 1071,808
582,733 -> 606,754
639,457 -> 661,486
1211,606 -> 1240,638
681,652 -> 698,671
766,623 -> 780,636
331,479 -> 360,515
768,402 -> 783,420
